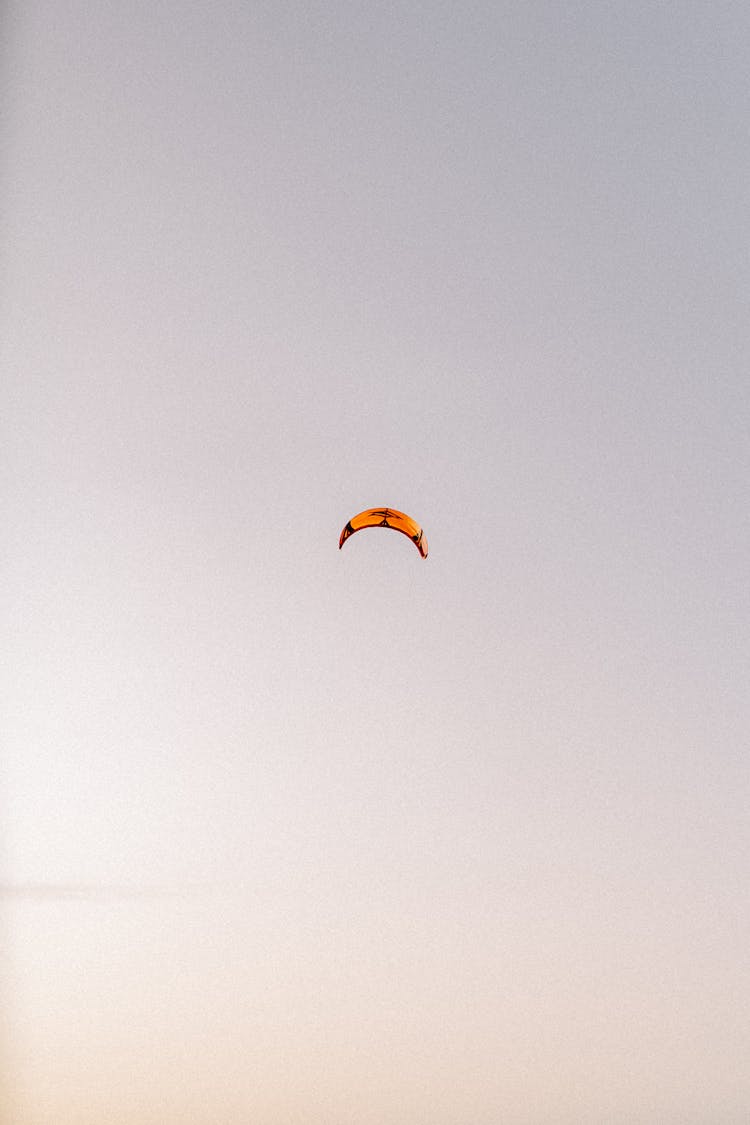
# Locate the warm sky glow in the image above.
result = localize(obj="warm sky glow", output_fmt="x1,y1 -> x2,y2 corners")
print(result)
3,2 -> 749,1122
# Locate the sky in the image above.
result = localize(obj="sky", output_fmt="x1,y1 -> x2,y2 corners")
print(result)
2,1 -> 749,1121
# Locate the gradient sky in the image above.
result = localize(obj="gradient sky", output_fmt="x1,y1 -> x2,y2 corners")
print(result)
2,2 -> 749,1122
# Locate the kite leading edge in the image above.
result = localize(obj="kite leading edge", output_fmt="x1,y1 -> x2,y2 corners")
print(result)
339,507 -> 428,558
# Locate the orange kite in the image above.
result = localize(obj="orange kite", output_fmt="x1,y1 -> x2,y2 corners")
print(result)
339,507 -> 428,558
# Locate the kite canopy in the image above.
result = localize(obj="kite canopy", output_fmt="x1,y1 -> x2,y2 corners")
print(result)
339,507 -> 428,558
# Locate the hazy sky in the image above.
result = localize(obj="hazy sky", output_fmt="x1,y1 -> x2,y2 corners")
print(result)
3,2 -> 749,1121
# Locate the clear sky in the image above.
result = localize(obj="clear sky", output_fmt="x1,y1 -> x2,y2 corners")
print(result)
2,2 -> 749,1121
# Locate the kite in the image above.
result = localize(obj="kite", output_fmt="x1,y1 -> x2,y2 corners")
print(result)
339,507 -> 428,558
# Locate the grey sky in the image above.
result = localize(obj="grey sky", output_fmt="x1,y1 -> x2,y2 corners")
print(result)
3,2 -> 749,1122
